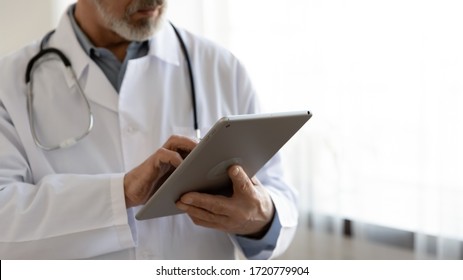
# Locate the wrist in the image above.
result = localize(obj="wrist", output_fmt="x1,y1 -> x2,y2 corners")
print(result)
244,204 -> 276,239
123,173 -> 138,208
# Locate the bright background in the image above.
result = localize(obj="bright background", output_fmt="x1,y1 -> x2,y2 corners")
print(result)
1,0 -> 462,259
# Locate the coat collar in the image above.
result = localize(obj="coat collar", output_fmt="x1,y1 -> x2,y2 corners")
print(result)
47,10 -> 181,112
49,13 -> 90,88
148,20 -> 181,66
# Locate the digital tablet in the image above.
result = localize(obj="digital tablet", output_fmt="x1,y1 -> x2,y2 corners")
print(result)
135,110 -> 312,220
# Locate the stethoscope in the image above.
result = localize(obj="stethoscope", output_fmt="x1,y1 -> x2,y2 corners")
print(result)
25,23 -> 199,151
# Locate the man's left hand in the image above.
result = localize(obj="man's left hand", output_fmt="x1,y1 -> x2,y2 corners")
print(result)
176,165 -> 275,238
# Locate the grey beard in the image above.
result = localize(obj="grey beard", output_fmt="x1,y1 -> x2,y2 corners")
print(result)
95,0 -> 166,42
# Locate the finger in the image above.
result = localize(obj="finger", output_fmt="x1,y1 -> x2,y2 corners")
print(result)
163,135 -> 198,152
188,216 -> 227,232
178,192 -> 233,216
152,148 -> 185,168
176,201 -> 228,226
228,165 -> 253,195
251,176 -> 261,186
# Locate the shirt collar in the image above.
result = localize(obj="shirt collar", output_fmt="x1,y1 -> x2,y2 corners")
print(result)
50,4 -> 181,79
66,4 -> 148,60
67,4 -> 94,57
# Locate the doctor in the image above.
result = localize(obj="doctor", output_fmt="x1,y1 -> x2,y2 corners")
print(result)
0,0 -> 298,259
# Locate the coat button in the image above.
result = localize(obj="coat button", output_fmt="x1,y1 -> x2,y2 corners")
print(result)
126,126 -> 136,134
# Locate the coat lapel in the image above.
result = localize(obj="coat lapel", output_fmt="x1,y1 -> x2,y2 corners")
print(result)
48,12 -> 119,113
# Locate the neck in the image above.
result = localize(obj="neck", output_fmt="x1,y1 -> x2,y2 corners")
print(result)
74,2 -> 129,62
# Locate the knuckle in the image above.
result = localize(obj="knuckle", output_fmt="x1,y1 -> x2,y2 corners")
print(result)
237,210 -> 251,222
251,177 -> 259,185
164,135 -> 180,148
209,201 -> 223,214
204,211 -> 216,221
152,147 -> 167,159
167,135 -> 179,142
190,217 -> 203,226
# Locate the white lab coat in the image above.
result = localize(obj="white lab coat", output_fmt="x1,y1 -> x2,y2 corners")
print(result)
0,12 -> 298,259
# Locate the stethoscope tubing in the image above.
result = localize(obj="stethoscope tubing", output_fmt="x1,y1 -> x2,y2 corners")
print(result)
25,22 -> 199,150
170,24 -> 200,139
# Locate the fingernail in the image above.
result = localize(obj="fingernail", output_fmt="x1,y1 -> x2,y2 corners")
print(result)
177,203 -> 188,211
232,166 -> 240,176
182,197 -> 193,205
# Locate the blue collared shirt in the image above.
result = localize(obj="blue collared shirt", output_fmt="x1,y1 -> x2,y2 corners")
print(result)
67,5 -> 149,92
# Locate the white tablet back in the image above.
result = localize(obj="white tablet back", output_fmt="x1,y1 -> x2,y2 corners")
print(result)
136,110 -> 312,220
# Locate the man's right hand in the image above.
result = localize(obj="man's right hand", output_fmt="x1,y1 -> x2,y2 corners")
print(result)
123,135 -> 198,208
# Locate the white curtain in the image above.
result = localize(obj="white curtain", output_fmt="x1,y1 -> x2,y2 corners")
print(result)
167,0 -> 463,259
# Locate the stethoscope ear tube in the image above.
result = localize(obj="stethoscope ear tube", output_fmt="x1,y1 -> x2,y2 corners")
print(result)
170,23 -> 200,138
25,48 -> 72,83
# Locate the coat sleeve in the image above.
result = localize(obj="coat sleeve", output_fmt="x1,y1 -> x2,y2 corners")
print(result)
231,60 -> 299,259
0,101 -> 135,259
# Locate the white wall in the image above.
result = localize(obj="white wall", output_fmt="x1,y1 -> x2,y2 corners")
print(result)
0,0 -> 209,57
0,0 -> 59,56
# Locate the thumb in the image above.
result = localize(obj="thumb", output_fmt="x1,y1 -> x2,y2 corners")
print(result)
228,165 -> 253,195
